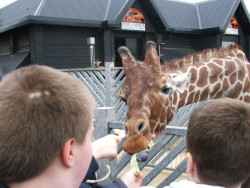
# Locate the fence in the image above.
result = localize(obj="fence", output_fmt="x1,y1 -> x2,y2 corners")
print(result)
61,62 -> 208,187
61,62 -> 127,121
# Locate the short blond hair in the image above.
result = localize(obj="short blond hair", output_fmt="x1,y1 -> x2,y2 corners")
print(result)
0,65 -> 95,183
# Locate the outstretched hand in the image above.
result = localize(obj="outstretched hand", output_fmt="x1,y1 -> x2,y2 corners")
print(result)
92,134 -> 121,160
92,135 -> 143,187
121,169 -> 143,188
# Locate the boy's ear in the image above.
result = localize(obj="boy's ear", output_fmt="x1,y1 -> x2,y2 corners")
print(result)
186,152 -> 195,174
62,139 -> 75,168
186,152 -> 202,183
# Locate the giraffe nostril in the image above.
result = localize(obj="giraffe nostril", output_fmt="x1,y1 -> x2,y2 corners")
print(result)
138,122 -> 146,133
125,126 -> 128,135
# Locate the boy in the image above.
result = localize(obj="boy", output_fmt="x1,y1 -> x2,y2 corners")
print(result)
0,65 -> 143,188
165,98 -> 250,188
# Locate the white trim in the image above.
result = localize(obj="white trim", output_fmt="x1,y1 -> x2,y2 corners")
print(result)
34,0 -> 45,16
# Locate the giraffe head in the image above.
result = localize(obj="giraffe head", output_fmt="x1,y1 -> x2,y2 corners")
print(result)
118,41 -> 190,154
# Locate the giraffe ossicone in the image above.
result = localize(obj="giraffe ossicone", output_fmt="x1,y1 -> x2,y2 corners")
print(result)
119,41 -> 250,154
169,73 -> 191,93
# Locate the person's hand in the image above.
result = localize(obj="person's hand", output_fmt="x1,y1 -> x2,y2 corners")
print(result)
92,134 -> 121,160
120,169 -> 143,188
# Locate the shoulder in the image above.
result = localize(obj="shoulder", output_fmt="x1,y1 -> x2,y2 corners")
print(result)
95,178 -> 127,188
0,181 -> 9,188
165,180 -> 225,188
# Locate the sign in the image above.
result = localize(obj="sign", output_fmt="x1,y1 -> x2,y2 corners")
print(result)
225,17 -> 238,35
121,8 -> 145,31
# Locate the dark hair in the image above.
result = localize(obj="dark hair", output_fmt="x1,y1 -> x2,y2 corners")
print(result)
0,65 -> 95,183
187,98 -> 250,186
241,177 -> 250,188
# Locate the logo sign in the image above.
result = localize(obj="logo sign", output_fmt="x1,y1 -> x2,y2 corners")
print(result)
225,17 -> 238,35
121,8 -> 145,31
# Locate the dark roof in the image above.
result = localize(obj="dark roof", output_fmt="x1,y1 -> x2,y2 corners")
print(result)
236,1 -> 250,34
150,0 -> 241,33
0,51 -> 30,74
0,66 -> 4,79
0,0 -> 135,33
0,0 -> 249,34
151,0 -> 199,30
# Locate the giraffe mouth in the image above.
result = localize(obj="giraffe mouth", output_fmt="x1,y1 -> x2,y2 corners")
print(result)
136,140 -> 154,162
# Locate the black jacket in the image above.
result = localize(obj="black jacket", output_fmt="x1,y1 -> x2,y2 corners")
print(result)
80,156 -> 127,188
0,156 -> 126,188
0,181 -> 8,188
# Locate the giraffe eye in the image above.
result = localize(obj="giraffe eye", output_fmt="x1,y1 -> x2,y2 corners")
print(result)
161,86 -> 172,94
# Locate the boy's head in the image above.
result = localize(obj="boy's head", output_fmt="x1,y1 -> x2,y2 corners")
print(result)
0,65 -> 95,184
186,98 -> 250,187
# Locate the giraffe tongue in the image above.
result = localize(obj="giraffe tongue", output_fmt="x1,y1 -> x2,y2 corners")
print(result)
136,140 -> 154,162
136,149 -> 149,162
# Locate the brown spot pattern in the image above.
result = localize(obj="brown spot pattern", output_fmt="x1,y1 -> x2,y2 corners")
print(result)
160,107 -> 166,122
225,61 -> 236,76
189,85 -> 195,92
213,59 -> 224,66
228,53 -> 236,57
208,63 -> 223,84
190,68 -> 197,84
210,83 -> 221,98
229,73 -> 237,85
172,92 -> 178,106
194,90 -> 201,102
197,67 -> 208,87
167,108 -> 174,124
219,75 -> 223,80
154,125 -> 161,136
187,91 -> 195,104
228,83 -> 242,98
177,90 -> 188,108
120,42 -> 250,154
149,120 -> 156,130
200,87 -> 210,101
243,79 -> 250,93
235,58 -> 245,81
214,90 -> 223,98
222,79 -> 229,92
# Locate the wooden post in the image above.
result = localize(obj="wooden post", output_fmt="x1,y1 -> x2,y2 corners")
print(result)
93,63 -> 117,182
94,107 -> 115,139
104,62 -> 114,107
93,107 -> 115,182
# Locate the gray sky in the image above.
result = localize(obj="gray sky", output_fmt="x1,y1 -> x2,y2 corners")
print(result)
182,0 -> 250,13
0,0 -> 249,12
0,0 -> 17,9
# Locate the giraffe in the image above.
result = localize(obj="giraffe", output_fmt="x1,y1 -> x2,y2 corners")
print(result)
118,41 -> 250,154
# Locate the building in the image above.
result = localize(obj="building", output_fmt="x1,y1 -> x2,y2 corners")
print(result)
0,0 -> 249,75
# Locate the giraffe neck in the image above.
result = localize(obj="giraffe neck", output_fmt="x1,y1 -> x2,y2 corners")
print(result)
170,49 -> 250,110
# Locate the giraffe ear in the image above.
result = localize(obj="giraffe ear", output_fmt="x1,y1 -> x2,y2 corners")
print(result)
144,41 -> 161,72
171,73 -> 191,93
118,46 -> 136,75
